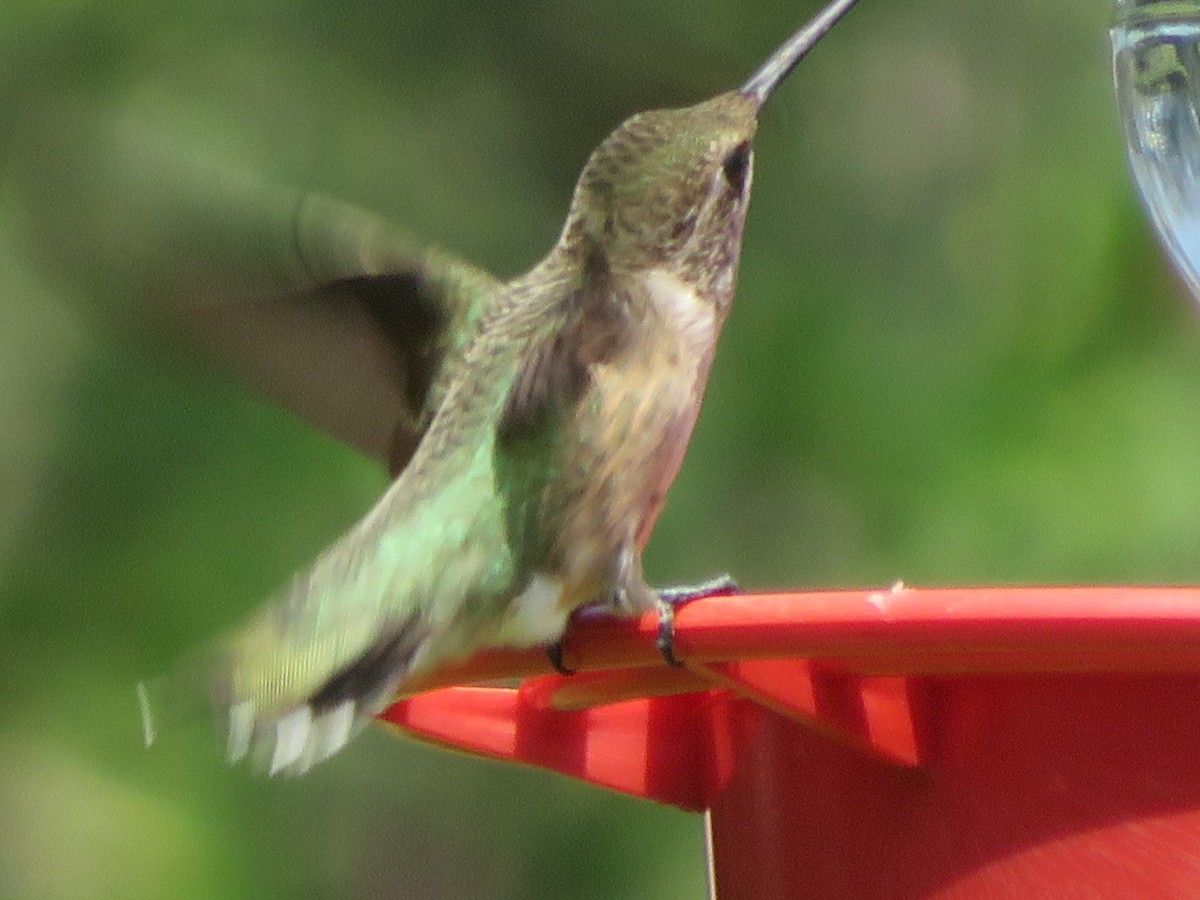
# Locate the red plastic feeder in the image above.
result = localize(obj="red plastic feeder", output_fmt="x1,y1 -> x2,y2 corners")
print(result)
380,586 -> 1200,898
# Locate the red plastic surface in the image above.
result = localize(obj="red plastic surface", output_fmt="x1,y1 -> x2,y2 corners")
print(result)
380,587 -> 1200,897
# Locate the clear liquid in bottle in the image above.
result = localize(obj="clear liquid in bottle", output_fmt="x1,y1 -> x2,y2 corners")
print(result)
1113,0 -> 1200,299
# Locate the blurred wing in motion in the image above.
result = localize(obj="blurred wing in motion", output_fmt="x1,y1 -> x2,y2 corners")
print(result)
10,102 -> 500,472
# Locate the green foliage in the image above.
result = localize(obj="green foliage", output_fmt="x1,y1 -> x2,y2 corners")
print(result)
0,0 -> 1189,896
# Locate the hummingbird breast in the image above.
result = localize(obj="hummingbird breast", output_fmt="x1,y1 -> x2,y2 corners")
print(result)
547,266 -> 720,609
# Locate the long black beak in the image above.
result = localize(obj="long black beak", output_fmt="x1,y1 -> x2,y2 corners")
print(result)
741,0 -> 861,108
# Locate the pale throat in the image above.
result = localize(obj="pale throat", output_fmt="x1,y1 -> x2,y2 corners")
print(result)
640,267 -> 718,348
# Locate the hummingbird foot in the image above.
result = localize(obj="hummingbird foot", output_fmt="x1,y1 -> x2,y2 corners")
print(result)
544,574 -> 738,671
545,641 -> 575,675
655,573 -> 739,667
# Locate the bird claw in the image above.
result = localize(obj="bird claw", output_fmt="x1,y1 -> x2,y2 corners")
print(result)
546,640 -> 575,675
656,600 -> 685,668
655,573 -> 739,667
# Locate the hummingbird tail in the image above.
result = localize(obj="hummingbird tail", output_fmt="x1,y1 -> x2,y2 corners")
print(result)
220,616 -> 432,776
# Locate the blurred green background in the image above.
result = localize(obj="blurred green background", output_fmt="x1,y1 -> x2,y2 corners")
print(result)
0,0 -> 1193,897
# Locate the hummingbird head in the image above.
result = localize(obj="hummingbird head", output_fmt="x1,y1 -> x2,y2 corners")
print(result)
557,0 -> 860,310
562,91 -> 759,307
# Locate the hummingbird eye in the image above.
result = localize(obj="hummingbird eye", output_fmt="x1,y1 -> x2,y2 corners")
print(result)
721,142 -> 752,192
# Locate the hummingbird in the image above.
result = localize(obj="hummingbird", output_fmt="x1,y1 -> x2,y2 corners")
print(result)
137,0 -> 861,775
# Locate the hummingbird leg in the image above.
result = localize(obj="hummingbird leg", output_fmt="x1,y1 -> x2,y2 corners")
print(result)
654,574 -> 740,667
544,567 -> 738,671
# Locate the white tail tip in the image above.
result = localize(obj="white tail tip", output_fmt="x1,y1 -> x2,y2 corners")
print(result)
268,705 -> 314,776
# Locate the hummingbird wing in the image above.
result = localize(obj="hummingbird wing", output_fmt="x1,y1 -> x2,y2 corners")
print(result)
141,264 -> 589,774
173,192 -> 502,474
12,104 -> 499,472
